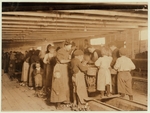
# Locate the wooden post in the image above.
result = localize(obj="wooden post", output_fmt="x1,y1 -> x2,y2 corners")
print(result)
139,30 -> 141,53
131,30 -> 135,59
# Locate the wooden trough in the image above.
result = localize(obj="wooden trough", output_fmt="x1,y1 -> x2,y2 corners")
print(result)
88,97 -> 147,111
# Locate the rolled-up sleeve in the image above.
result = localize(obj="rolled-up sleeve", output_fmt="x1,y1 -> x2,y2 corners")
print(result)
114,58 -> 121,70
129,59 -> 136,70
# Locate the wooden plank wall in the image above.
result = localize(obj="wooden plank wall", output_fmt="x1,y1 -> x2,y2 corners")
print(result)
104,29 -> 144,58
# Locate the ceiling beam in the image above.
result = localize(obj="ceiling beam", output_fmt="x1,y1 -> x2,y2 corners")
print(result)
2,12 -> 147,22
2,24 -> 138,29
2,19 -> 148,26
2,30 -> 116,35
2,30 -> 114,37
2,28 -> 125,34
57,10 -> 148,18
2,21 -> 143,28
2,30 -> 113,38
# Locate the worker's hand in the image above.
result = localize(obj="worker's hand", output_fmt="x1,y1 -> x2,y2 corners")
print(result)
82,61 -> 88,66
110,68 -> 117,74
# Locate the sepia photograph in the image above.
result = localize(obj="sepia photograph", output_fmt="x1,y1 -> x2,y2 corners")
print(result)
1,1 -> 148,111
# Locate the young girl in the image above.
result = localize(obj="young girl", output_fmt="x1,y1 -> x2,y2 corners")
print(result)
95,46 -> 112,98
43,44 -> 56,99
114,47 -> 135,100
33,62 -> 44,97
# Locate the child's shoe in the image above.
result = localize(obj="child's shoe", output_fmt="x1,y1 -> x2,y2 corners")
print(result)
29,87 -> 34,90
129,95 -> 133,101
106,93 -> 112,97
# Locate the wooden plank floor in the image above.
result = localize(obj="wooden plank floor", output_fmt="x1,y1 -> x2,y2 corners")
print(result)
1,70 -> 148,111
1,72 -> 56,111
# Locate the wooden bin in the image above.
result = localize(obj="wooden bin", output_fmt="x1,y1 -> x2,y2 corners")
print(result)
86,65 -> 98,92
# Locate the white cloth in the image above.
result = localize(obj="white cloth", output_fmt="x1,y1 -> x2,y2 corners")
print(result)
95,56 -> 112,91
114,56 -> 135,71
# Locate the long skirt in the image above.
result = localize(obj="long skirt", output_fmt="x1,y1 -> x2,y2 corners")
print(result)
50,63 -> 70,103
45,64 -> 53,88
118,71 -> 132,96
43,64 -> 53,98
97,68 -> 112,92
28,63 -> 35,87
51,78 -> 66,103
21,61 -> 29,82
72,71 -> 92,104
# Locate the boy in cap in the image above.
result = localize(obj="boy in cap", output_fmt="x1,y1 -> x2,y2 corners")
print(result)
114,47 -> 135,100
71,50 -> 90,110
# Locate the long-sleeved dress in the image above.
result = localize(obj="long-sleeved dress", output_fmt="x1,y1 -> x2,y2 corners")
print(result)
43,53 -> 54,89
95,56 -> 112,91
50,48 -> 70,103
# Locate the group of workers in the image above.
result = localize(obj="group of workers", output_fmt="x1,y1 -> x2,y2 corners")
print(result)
2,39 -> 136,110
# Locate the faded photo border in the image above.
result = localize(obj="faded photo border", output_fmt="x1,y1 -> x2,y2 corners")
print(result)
0,0 -> 149,112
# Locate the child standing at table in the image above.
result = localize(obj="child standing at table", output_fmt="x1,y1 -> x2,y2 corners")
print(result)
71,50 -> 91,110
114,47 -> 135,100
95,46 -> 112,98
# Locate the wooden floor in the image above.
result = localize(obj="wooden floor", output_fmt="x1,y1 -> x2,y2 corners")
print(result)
1,72 -> 57,111
1,70 -> 148,111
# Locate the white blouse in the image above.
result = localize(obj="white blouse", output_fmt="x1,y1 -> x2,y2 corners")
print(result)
43,53 -> 54,64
